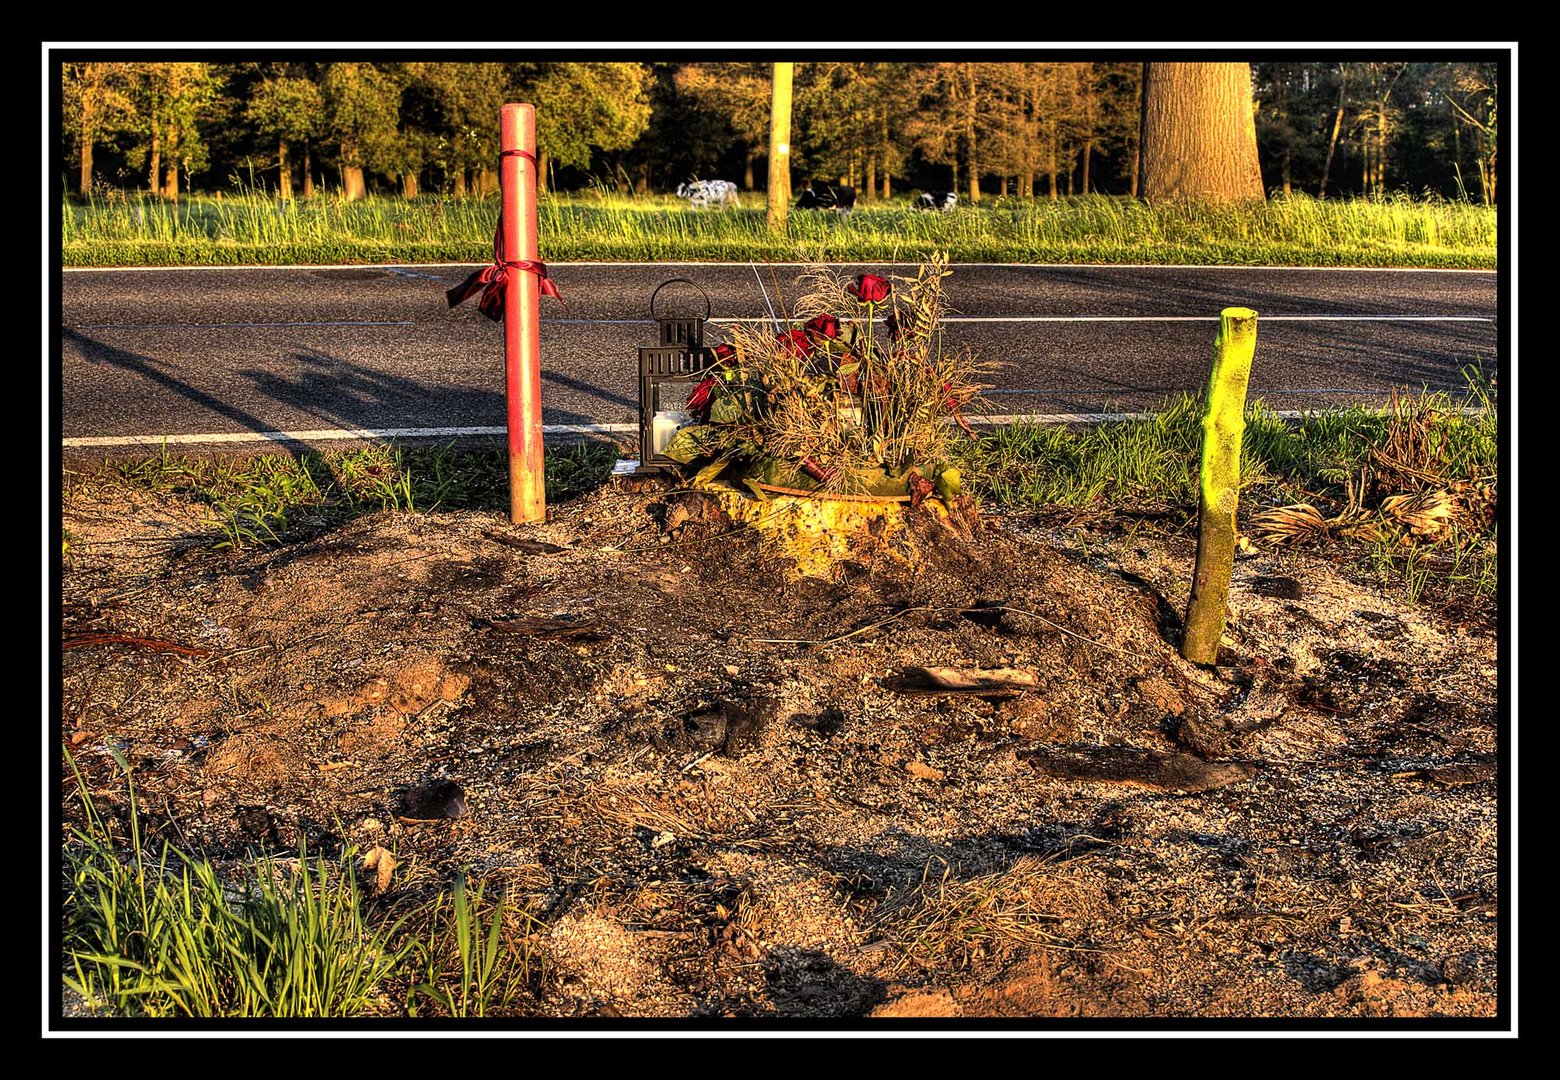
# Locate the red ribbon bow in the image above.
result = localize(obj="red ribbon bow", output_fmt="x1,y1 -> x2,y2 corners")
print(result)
447,153 -> 565,320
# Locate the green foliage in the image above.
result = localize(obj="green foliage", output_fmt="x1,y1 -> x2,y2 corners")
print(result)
531,63 -> 653,173
62,191 -> 1496,268
246,75 -> 325,145
62,751 -> 411,1017
322,62 -> 402,171
407,874 -> 538,1017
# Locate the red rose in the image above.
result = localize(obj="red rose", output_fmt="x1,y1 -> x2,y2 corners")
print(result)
712,342 -> 736,366
688,375 -> 718,418
847,273 -> 891,304
804,314 -> 840,340
776,328 -> 814,359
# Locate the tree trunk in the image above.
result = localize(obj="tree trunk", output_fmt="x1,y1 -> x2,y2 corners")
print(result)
1081,137 -> 1093,195
964,64 -> 980,204
79,130 -> 93,199
1130,67 -> 1144,198
537,151 -> 549,194
636,162 -> 649,195
1139,62 -> 1264,203
1047,133 -> 1058,200
302,146 -> 314,199
1021,166 -> 1033,198
149,129 -> 161,197
163,164 -> 178,202
402,171 -> 418,199
882,169 -> 890,201
1276,75 -> 1291,197
343,165 -> 366,201
1319,67 -> 1347,199
767,62 -> 794,232
278,139 -> 293,201
743,147 -> 756,190
452,168 -> 466,197
865,156 -> 876,203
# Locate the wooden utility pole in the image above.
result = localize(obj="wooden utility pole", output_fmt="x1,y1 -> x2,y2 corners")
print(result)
501,104 -> 546,524
767,63 -> 793,232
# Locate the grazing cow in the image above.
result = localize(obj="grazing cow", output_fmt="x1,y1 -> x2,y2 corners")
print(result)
676,179 -> 740,210
913,190 -> 958,212
795,182 -> 857,213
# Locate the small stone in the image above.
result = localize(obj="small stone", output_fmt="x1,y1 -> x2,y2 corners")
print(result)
650,831 -> 676,849
724,665 -> 740,677
360,817 -> 383,832
905,760 -> 945,782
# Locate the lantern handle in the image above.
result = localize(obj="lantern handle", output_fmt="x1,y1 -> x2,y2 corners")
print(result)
649,278 -> 711,323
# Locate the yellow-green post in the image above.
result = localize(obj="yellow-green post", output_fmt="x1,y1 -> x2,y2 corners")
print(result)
1183,307 -> 1259,665
767,63 -> 793,233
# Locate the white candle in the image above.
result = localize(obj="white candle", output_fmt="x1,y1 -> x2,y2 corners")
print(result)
653,410 -> 692,454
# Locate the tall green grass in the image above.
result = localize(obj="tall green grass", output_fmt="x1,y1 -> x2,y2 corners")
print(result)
62,749 -> 544,1018
62,190 -> 1496,268
62,750 -> 410,1017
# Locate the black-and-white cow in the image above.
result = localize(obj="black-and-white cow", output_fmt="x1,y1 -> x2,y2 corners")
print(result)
913,190 -> 958,212
795,182 -> 857,213
676,180 -> 740,210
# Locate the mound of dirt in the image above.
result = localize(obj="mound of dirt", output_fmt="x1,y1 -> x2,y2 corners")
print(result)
59,472 -> 1500,1019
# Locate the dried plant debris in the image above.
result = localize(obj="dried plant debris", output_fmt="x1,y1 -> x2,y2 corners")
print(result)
882,666 -> 1039,696
1017,745 -> 1256,793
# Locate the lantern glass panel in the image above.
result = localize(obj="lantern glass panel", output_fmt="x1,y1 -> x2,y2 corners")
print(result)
650,378 -> 701,455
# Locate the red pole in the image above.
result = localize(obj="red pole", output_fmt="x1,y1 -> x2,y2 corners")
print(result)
502,103 -> 546,524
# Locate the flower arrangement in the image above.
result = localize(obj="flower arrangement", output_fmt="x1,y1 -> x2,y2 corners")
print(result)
661,256 -> 983,505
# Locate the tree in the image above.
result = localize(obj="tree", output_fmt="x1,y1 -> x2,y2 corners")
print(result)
675,62 -> 771,189
403,62 -> 512,197
768,63 -> 793,231
246,70 -> 323,200
1442,62 -> 1497,204
322,63 -> 401,200
525,63 -> 652,190
62,63 -> 133,199
126,63 -> 221,200
1139,62 -> 1264,203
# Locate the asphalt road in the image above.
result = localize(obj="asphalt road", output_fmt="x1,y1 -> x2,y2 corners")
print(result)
59,263 -> 1498,447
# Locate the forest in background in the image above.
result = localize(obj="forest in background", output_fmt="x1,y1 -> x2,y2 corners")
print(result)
61,61 -> 1499,205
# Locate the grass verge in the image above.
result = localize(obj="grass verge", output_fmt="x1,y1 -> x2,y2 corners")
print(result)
68,440 -> 618,551
64,381 -> 1496,610
62,191 -> 1495,269
962,377 -> 1497,610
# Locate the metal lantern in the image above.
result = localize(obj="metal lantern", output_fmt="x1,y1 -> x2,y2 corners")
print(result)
637,278 -> 717,472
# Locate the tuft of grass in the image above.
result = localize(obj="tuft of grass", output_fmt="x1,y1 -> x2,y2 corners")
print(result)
62,749 -> 412,1017
61,749 -> 549,1018
63,190 -> 1495,269
405,874 -> 541,1017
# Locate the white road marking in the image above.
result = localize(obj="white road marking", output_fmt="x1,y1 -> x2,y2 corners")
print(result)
65,410 -> 1360,449
72,320 -> 415,330
67,314 -> 1494,330
60,424 -> 636,448
62,261 -> 1497,274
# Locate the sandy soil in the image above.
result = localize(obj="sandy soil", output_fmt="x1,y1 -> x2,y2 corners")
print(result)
57,474 -> 1501,1019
